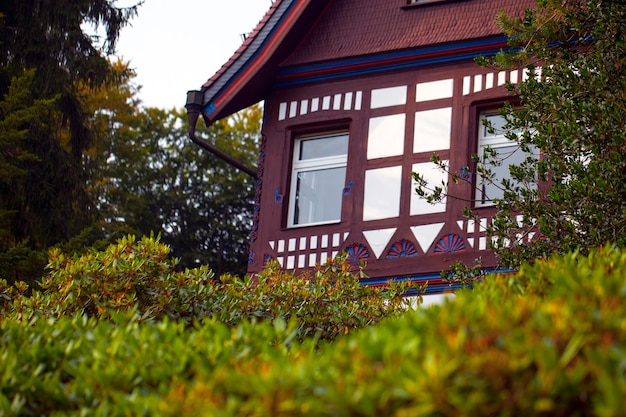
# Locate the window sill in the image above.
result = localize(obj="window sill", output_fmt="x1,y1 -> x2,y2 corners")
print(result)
287,220 -> 342,229
401,0 -> 469,9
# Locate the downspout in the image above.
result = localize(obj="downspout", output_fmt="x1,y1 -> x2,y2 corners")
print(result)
185,90 -> 258,179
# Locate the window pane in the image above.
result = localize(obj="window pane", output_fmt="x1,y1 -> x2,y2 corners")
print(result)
478,145 -> 531,205
481,113 -> 520,138
294,167 -> 346,225
476,112 -> 537,206
299,134 -> 348,160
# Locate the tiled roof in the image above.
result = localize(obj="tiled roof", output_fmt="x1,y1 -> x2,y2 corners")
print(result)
198,0 -> 331,124
196,0 -> 534,125
282,0 -> 535,66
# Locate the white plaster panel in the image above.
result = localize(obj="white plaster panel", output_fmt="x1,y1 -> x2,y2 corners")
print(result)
473,74 -> 483,93
333,94 -> 342,110
370,85 -> 407,109
289,101 -> 298,118
485,73 -> 494,89
344,92 -> 353,110
322,96 -> 331,110
367,114 -> 406,159
278,103 -> 287,120
320,253 -> 328,264
463,75 -> 471,95
467,219 -> 475,234
415,79 -> 453,102
413,107 -> 451,154
311,98 -> 320,112
410,161 -> 448,215
410,223 -> 445,253
363,228 -> 397,259
355,91 -> 362,110
363,166 -> 402,221
333,233 -> 340,247
498,71 -> 506,86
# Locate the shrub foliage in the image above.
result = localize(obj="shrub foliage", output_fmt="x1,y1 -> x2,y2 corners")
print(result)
1,239 -> 626,416
0,235 -> 410,340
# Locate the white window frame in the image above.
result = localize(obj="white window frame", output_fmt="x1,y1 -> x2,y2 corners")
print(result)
288,131 -> 349,227
407,0 -> 455,5
475,112 -> 535,207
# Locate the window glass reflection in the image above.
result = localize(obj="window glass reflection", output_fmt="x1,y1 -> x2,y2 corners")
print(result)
299,133 -> 349,160
294,167 -> 346,225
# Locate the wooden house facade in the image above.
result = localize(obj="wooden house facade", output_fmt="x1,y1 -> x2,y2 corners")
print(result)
188,0 -> 535,293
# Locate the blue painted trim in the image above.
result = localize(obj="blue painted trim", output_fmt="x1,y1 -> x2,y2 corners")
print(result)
361,268 -> 517,294
278,36 -> 508,76
275,50 -> 504,88
274,36 -> 510,88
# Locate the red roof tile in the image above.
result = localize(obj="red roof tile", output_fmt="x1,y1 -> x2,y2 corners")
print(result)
197,0 -> 534,124
282,0 -> 535,66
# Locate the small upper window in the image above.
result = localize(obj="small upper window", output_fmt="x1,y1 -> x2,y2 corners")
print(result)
475,113 -> 536,207
288,132 -> 349,227
406,0 -> 459,6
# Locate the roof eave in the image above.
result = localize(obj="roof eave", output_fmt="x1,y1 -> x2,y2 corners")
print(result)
196,0 -> 331,125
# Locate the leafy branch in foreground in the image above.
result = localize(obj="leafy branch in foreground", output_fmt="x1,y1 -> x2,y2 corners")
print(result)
415,0 -> 626,277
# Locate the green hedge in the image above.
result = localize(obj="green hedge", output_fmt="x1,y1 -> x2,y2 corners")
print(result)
0,235 -> 412,341
2,243 -> 626,416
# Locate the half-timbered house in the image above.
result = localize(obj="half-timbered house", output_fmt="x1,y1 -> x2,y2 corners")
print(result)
186,0 -> 535,293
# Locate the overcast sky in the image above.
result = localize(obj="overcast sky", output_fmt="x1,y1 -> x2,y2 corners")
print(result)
113,0 -> 273,109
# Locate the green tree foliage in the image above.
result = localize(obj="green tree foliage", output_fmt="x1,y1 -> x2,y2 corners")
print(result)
86,72 -> 261,275
1,246 -> 625,416
0,71 -> 56,282
416,0 -> 626,272
2,53 -> 259,280
482,0 -> 626,267
0,0 -> 140,281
